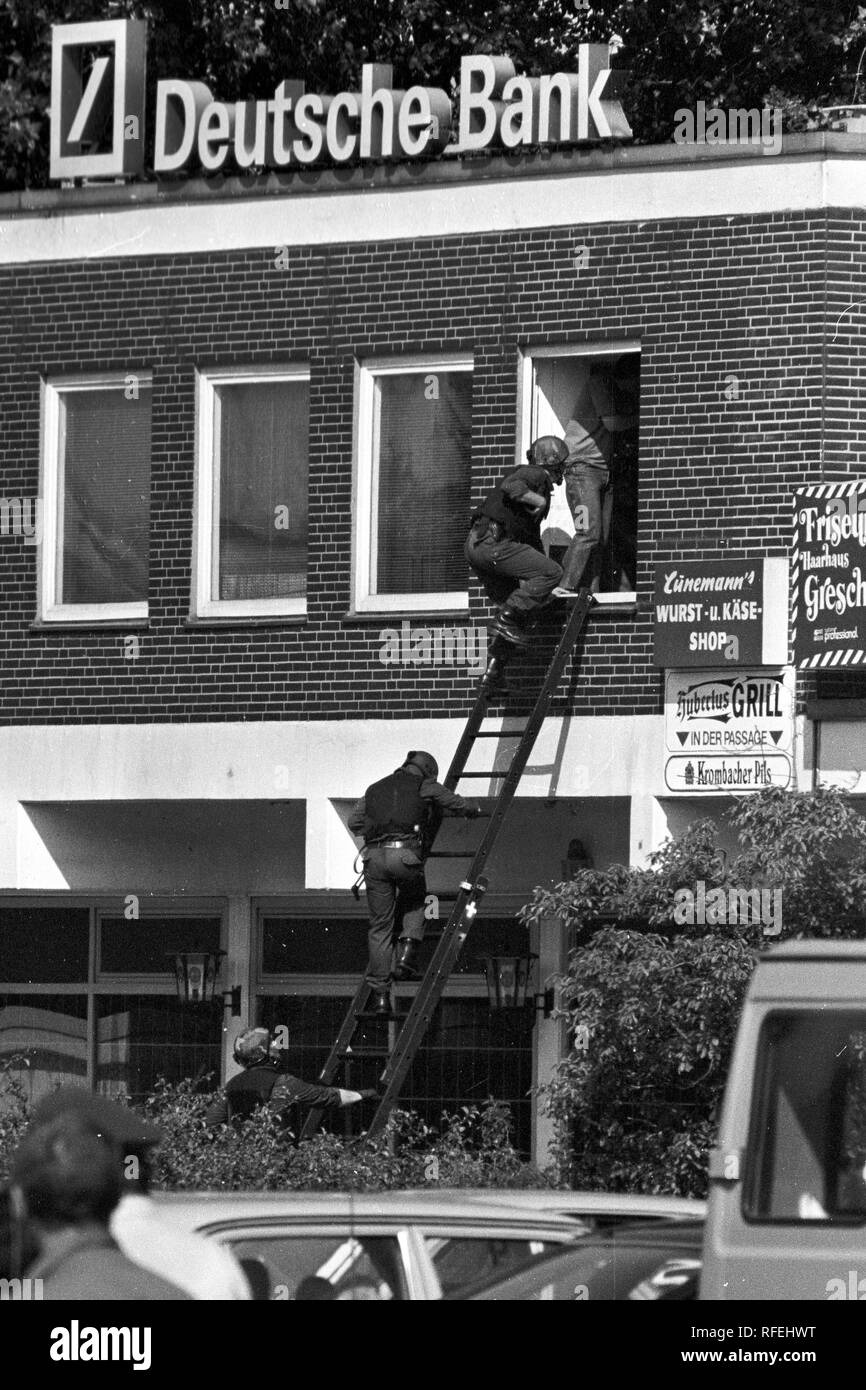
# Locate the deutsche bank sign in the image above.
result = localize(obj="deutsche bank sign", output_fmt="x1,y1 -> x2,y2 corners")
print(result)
49,19 -> 631,182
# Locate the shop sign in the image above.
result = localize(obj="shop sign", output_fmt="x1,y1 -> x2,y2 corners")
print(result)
50,21 -> 631,181
653,558 -> 788,668
792,480 -> 866,668
664,667 -> 794,755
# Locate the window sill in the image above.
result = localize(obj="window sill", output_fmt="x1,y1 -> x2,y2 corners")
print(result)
184,615 -> 308,629
589,593 -> 639,616
342,610 -> 472,626
30,619 -> 151,632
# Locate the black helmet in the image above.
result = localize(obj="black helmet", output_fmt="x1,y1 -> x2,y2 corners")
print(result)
528,435 -> 569,478
233,1027 -> 274,1068
403,750 -> 438,780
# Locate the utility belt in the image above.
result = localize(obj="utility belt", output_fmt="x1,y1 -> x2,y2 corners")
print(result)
366,835 -> 423,850
469,515 -> 505,543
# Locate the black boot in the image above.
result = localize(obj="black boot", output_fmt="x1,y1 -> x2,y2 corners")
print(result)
490,606 -> 531,648
393,938 -> 421,981
367,988 -> 393,1016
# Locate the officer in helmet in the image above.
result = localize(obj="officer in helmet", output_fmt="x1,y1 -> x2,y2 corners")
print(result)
348,751 -> 482,1014
465,436 -> 568,647
204,1027 -> 378,1129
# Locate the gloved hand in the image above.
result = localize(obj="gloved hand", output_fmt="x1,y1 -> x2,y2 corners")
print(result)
467,804 -> 484,818
358,1088 -> 380,1101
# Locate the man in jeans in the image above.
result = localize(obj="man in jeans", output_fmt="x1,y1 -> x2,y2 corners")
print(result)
557,358 -> 639,594
465,436 -> 567,646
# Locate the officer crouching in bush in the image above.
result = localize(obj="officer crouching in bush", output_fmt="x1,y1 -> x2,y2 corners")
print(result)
205,1027 -> 377,1130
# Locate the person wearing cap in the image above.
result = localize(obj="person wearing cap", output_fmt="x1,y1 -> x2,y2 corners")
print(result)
204,1026 -> 379,1129
26,1087 -> 251,1300
555,357 -> 640,595
348,751 -> 482,1013
465,437 -> 567,647
11,1110 -> 190,1300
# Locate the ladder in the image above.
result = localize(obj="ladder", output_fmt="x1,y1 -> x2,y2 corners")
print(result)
299,590 -> 594,1143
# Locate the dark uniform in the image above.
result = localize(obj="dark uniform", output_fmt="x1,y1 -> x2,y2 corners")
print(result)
465,438 -> 567,645
204,1066 -> 346,1128
348,754 -> 481,995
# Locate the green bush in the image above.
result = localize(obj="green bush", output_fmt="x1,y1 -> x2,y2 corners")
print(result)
0,1073 -> 552,1192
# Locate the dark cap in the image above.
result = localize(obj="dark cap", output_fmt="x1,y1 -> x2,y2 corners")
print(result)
28,1088 -> 163,1149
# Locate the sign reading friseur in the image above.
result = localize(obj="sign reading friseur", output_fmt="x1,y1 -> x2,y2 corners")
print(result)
50,19 -> 631,181
653,559 -> 789,668
792,480 -> 866,669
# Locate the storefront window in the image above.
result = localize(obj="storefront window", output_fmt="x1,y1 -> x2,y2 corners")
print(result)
0,905 -> 224,1100
354,357 -> 472,613
521,346 -> 640,598
40,378 -> 151,622
195,367 -> 310,618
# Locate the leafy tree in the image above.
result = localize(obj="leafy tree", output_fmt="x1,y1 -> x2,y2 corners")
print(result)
3,0 -> 866,190
521,786 -> 866,1191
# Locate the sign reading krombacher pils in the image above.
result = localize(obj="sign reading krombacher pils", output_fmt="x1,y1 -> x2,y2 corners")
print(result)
49,19 -> 631,182
792,481 -> 866,669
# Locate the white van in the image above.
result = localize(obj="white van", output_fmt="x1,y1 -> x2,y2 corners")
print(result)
701,940 -> 866,1300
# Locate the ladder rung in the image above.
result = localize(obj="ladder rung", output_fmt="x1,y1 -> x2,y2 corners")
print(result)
472,730 -> 525,737
455,770 -> 510,779
338,1049 -> 389,1059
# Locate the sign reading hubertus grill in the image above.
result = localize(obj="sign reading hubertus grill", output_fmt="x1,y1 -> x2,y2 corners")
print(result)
50,19 -> 632,181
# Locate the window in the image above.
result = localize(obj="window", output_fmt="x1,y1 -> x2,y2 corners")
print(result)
745,1011 -> 866,1222
256,903 -> 534,1153
518,344 -> 640,602
195,366 -> 310,618
40,376 -> 152,622
0,903 -> 224,1103
426,1235 -> 553,1298
226,1233 -> 406,1301
354,356 -> 472,613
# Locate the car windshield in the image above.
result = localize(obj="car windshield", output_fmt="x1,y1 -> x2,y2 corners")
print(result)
746,1010 -> 866,1222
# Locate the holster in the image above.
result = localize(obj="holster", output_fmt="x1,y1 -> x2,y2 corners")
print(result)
470,516 -> 504,543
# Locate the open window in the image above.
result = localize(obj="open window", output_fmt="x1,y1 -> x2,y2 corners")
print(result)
353,356 -> 472,613
518,344 -> 640,603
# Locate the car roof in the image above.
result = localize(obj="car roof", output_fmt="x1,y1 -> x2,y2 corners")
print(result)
436,1189 -> 707,1219
760,940 -> 866,962
151,1188 -> 584,1233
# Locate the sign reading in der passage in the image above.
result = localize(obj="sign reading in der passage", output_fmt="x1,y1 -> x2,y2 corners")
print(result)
653,559 -> 788,668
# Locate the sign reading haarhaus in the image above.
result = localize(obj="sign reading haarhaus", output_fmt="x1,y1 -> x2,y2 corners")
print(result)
792,480 -> 866,669
653,558 -> 788,668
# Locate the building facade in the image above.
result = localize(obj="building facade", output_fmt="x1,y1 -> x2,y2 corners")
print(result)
2,129 -> 866,1161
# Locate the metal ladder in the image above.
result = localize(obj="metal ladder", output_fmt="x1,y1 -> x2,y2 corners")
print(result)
299,590 -> 594,1143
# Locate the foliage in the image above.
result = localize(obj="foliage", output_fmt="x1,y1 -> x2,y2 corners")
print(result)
0,1057 -> 30,1185
0,1075 -> 551,1191
2,0 -> 866,189
522,787 -> 866,1194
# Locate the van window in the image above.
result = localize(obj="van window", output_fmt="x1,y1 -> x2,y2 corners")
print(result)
745,1011 -> 866,1222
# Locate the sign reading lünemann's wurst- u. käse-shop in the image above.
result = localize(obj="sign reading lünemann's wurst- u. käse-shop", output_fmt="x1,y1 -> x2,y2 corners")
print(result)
50,19 -> 631,182
793,480 -> 866,669
652,559 -> 789,669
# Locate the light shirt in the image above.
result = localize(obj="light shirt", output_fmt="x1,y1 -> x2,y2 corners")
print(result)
110,1193 -> 252,1301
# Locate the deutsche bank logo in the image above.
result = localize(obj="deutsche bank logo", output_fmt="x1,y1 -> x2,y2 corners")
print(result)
50,19 -> 146,180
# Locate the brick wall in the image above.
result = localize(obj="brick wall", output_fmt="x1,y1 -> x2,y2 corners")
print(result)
0,204 -> 852,724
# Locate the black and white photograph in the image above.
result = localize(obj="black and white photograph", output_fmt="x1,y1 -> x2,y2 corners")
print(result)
1,0 -> 866,1358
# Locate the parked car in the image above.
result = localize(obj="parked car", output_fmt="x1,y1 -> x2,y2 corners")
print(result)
461,1220 -> 704,1301
455,1189 -> 706,1230
152,1189 -> 584,1300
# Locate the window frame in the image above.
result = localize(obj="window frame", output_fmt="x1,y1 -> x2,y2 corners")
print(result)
352,354 -> 473,615
516,341 -> 641,607
0,896 -> 227,1091
193,363 -> 311,620
39,372 -> 153,624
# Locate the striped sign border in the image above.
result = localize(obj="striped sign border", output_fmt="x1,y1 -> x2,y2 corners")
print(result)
793,480 -> 866,668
